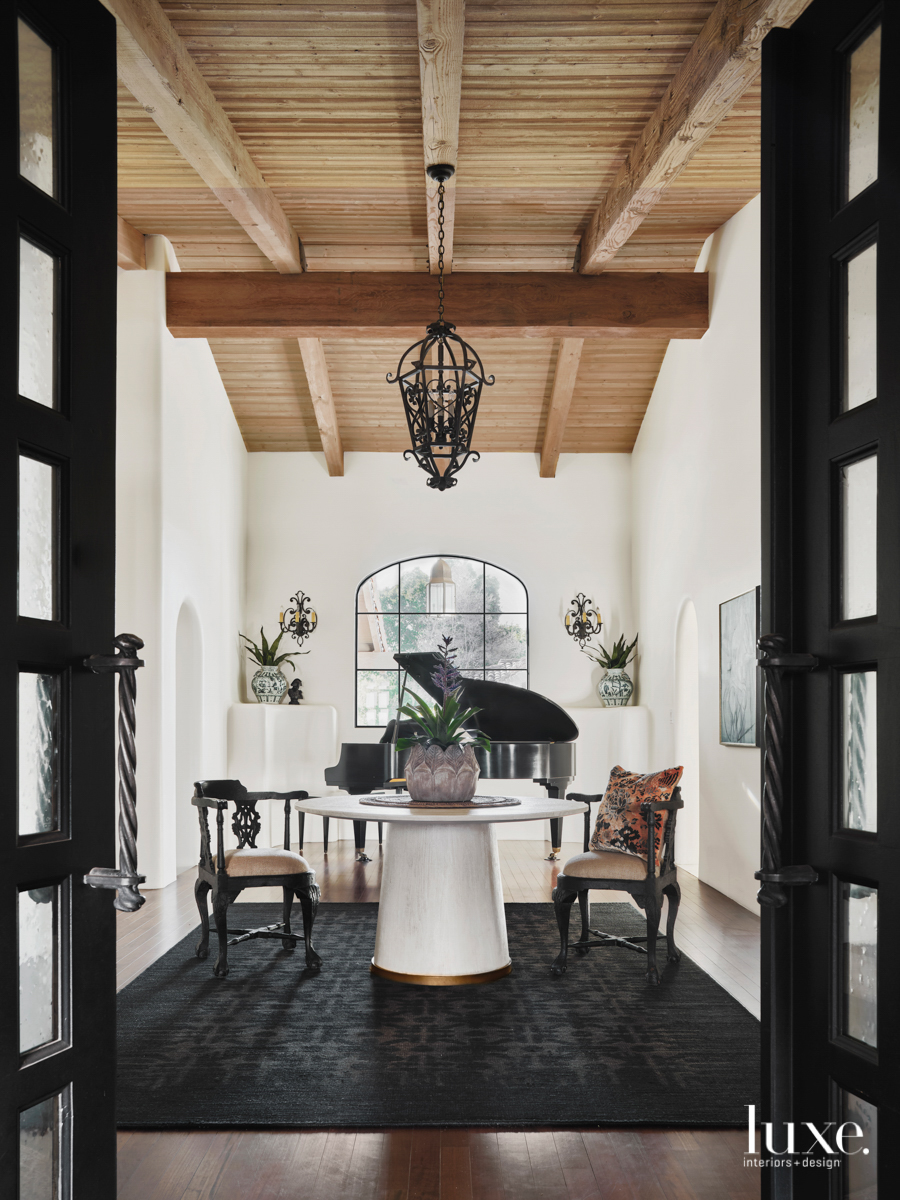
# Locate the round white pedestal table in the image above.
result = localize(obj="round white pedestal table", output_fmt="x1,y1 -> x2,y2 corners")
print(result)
296,795 -> 587,986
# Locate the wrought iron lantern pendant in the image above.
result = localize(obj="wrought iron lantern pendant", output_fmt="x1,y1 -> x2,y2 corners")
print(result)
388,164 -> 494,491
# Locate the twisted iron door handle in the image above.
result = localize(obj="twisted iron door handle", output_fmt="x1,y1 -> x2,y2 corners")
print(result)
755,634 -> 820,907
83,633 -> 146,912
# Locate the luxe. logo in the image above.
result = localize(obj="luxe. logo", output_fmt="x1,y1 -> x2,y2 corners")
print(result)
745,1105 -> 870,1165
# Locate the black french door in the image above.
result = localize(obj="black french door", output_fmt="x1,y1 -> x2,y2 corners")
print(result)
762,1 -> 897,1196
1,1 -> 119,1197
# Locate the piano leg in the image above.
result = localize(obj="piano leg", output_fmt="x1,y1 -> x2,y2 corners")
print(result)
322,816 -> 329,854
547,818 -> 563,861
353,819 -> 372,863
543,781 -> 564,861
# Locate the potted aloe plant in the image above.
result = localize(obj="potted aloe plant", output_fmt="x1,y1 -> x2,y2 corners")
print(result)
240,627 -> 297,704
583,633 -> 638,708
398,636 -> 491,803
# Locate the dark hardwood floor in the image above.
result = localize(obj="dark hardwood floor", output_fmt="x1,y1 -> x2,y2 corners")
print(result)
116,839 -> 761,1199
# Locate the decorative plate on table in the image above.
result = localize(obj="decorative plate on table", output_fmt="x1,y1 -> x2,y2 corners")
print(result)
358,794 -> 522,809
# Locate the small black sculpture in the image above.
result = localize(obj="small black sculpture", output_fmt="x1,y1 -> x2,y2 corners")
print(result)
287,678 -> 303,705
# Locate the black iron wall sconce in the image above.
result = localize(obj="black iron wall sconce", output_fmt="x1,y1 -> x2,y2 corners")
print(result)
279,590 -> 318,651
564,593 -> 602,649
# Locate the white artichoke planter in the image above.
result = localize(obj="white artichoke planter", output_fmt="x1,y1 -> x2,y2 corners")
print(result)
250,664 -> 289,704
598,667 -> 634,708
405,743 -> 480,804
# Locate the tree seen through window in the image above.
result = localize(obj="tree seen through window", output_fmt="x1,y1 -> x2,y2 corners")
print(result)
356,556 -> 528,726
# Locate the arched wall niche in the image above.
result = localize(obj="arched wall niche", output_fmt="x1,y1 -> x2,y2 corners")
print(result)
674,598 -> 700,875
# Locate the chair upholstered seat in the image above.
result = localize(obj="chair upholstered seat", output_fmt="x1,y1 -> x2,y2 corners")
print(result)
217,846 -> 311,877
193,779 -> 320,978
562,849 -> 649,881
552,783 -> 684,985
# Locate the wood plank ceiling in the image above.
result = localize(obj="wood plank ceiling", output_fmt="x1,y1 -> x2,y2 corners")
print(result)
115,1 -> 767,461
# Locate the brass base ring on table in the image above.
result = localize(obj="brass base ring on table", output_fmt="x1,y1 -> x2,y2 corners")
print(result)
370,959 -> 512,986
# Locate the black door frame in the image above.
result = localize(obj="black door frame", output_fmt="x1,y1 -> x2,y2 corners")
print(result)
1,1 -> 119,1196
761,2 -> 895,1196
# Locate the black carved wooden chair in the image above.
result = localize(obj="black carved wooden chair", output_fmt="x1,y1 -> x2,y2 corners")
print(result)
192,778 -> 321,978
550,786 -> 683,985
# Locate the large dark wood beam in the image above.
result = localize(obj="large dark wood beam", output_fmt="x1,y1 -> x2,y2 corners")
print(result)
166,272 -> 708,340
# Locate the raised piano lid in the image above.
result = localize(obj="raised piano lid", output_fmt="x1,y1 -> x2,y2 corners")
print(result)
394,651 -> 578,743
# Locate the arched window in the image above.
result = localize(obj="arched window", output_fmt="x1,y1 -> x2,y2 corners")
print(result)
356,555 -> 528,726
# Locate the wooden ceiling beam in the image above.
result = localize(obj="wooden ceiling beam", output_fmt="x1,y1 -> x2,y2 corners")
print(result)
117,215 -> 146,270
297,339 -> 344,477
417,0 -> 464,274
167,271 -> 708,340
540,339 -> 584,478
104,0 -> 303,273
578,0 -> 813,274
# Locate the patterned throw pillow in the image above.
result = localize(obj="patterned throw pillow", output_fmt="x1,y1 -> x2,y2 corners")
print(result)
589,765 -> 683,869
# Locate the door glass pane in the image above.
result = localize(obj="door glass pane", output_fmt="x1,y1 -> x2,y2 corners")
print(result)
19,1089 -> 68,1200
842,671 -> 876,833
19,672 -> 60,837
18,885 -> 58,1053
18,18 -> 56,197
840,455 -> 877,620
846,24 -> 880,203
19,455 -> 58,621
485,613 -> 527,669
844,242 -> 877,411
357,670 -> 399,727
485,564 -> 527,613
841,1089 -> 877,1199
19,238 -> 57,408
841,882 -> 877,1048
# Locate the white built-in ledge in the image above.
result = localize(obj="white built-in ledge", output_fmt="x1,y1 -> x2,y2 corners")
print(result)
227,702 -> 340,846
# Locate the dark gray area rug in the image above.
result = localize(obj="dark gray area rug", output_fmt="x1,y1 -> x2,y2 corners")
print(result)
117,902 -> 759,1129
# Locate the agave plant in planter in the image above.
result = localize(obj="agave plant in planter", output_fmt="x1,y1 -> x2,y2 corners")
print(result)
240,627 -> 297,704
583,633 -> 638,708
397,636 -> 491,804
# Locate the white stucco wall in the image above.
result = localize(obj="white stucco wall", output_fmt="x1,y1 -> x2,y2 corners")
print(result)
116,238 -> 248,888
631,196 -> 762,912
243,451 -> 637,837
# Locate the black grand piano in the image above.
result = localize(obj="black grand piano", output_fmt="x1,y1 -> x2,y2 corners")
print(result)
324,652 -> 580,861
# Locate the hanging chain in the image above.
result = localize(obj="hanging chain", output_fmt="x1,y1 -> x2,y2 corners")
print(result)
437,178 -> 445,322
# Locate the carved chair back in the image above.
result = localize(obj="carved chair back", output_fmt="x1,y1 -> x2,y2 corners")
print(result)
193,779 -> 309,878
196,778 -> 261,847
653,785 -> 680,877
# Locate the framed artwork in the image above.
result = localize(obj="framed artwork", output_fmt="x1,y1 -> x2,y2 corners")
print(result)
719,587 -> 761,747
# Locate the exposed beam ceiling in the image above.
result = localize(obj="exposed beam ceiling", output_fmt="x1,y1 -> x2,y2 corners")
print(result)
297,339 -> 344,477
540,339 -> 584,479
104,0 -> 304,273
167,272 -> 708,341
417,0 -> 464,274
579,0 -> 813,274
117,215 -> 146,270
